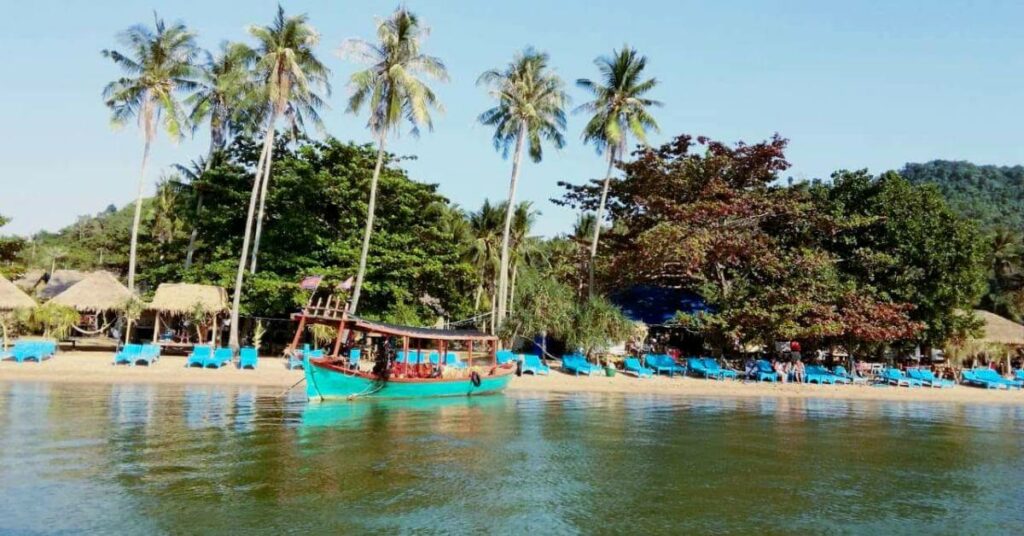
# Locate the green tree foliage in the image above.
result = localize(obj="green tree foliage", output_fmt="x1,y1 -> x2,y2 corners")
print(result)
568,295 -> 634,359
0,214 -> 26,277
902,160 -> 1024,231
559,134 -> 938,351
180,136 -> 476,323
816,170 -> 988,345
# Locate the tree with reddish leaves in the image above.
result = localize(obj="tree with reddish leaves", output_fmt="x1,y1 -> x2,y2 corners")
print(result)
557,133 -> 925,352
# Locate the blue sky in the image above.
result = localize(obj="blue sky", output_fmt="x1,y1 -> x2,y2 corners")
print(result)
2,0 -> 1023,237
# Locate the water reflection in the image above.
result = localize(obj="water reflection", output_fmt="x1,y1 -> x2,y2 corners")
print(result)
0,382 -> 1021,534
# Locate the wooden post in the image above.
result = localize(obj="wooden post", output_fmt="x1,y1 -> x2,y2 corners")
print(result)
287,314 -> 307,355
468,340 -> 473,369
152,313 -> 160,343
331,321 -> 344,358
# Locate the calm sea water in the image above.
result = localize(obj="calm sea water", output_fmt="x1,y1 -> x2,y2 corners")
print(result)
0,382 -> 1022,535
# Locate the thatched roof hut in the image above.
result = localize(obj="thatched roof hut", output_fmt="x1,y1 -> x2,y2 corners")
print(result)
49,271 -> 132,312
0,274 -> 37,311
38,270 -> 89,300
14,269 -> 45,293
972,309 -> 1024,346
149,283 -> 228,315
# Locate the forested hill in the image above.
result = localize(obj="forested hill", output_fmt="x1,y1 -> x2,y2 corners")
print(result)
901,160 -> 1024,230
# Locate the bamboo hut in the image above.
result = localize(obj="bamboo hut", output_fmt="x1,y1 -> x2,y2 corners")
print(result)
972,309 -> 1024,346
48,271 -> 132,338
0,274 -> 36,311
148,283 -> 229,348
37,269 -> 88,300
0,275 -> 36,349
948,310 -> 1024,371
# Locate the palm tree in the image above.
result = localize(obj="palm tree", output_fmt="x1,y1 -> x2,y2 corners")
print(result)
102,14 -> 198,291
227,6 -> 330,349
467,200 -> 504,333
151,177 -> 181,250
183,41 -> 257,269
575,45 -> 660,294
247,7 -> 330,275
339,6 -> 448,315
477,48 -> 568,326
508,201 -> 544,315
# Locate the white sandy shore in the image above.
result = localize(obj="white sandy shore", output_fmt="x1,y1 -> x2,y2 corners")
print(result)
2,350 -> 1023,405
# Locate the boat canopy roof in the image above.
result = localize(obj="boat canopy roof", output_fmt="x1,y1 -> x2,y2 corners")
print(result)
347,315 -> 497,342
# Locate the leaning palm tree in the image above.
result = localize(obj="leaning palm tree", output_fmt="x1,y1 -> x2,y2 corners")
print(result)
228,6 -> 330,349
102,14 -> 198,291
339,6 -> 448,315
183,41 -> 257,269
477,48 -> 568,324
575,45 -> 661,294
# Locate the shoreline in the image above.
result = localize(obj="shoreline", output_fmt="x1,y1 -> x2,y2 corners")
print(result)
2,351 -> 1023,405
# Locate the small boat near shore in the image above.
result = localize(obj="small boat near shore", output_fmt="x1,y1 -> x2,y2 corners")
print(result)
288,300 -> 514,401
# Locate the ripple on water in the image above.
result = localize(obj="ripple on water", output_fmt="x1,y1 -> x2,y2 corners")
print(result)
0,383 -> 1023,534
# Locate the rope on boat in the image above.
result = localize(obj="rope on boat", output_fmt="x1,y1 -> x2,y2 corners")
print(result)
275,376 -> 306,398
346,381 -> 385,401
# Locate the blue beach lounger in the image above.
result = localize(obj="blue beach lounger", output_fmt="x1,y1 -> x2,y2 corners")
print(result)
687,357 -> 720,379
496,349 -> 516,365
114,344 -> 142,366
805,365 -> 838,384
907,368 -> 954,388
702,358 -> 738,379
206,347 -> 234,368
754,360 -> 779,382
645,354 -> 684,377
521,354 -> 550,375
970,368 -> 1021,390
186,345 -> 212,368
239,347 -> 259,369
881,368 -> 923,387
833,365 -> 867,384
561,354 -> 601,376
624,357 -> 654,378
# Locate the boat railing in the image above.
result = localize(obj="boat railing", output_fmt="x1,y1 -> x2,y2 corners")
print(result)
303,295 -> 348,319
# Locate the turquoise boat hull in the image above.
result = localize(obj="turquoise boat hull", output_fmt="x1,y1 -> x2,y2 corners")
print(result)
304,357 -> 514,401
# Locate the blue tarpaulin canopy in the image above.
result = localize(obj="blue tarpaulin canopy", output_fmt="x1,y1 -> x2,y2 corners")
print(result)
610,285 -> 712,326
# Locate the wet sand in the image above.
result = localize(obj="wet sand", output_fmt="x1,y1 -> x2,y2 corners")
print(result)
2,350 -> 1022,404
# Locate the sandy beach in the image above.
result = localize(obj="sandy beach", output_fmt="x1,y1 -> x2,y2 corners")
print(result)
2,350 -> 1023,404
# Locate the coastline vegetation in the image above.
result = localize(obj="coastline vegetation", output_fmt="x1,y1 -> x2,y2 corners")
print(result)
0,6 -> 1010,360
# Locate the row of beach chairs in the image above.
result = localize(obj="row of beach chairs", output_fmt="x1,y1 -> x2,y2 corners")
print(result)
0,340 -> 58,363
186,345 -> 259,370
113,344 -> 162,366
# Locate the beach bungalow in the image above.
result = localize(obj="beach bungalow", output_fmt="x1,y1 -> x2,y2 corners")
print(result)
148,283 -> 229,350
954,310 -> 1024,372
0,274 -> 37,349
48,271 -> 133,344
37,269 -> 89,301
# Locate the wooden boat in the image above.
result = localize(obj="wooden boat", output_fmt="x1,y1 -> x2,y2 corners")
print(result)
288,299 -> 514,401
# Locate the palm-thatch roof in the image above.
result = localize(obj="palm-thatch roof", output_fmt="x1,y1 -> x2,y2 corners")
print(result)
38,269 -> 89,300
149,283 -> 229,315
972,309 -> 1024,346
0,274 -> 37,311
49,271 -> 133,312
14,269 -> 45,292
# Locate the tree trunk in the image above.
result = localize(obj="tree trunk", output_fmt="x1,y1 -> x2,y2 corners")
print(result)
249,135 -> 276,273
474,284 -> 483,311
349,132 -> 388,315
490,287 -> 497,335
588,154 -> 615,297
228,113 -> 277,349
497,121 -> 528,325
126,136 -> 153,291
184,139 -> 216,270
509,262 -> 519,316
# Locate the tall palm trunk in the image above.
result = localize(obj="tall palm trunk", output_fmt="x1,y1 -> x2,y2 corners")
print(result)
349,131 -> 388,315
126,134 -> 153,291
509,262 -> 519,316
588,154 -> 615,296
248,134 -> 276,273
228,113 -> 277,349
496,121 -> 528,325
184,135 -> 217,269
